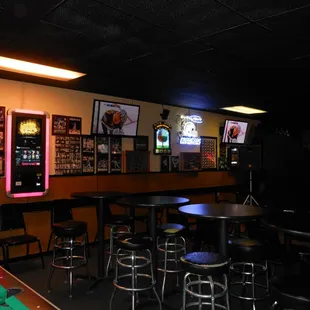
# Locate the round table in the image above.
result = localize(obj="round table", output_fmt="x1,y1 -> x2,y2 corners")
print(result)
71,191 -> 129,291
117,195 -> 190,279
178,203 -> 263,258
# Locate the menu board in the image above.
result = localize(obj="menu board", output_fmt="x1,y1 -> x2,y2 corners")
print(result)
55,136 -> 81,175
82,135 -> 95,174
96,136 -> 109,173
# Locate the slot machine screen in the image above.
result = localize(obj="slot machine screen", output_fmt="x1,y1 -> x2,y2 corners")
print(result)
6,109 -> 50,198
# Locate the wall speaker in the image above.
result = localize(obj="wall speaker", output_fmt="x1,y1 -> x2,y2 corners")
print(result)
160,109 -> 170,120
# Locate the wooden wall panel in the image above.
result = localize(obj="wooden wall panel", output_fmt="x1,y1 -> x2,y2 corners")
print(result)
0,171 -> 237,260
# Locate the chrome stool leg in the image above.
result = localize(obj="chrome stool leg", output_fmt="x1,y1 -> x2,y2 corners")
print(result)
230,261 -> 269,310
182,272 -> 230,309
157,236 -> 186,301
110,248 -> 162,310
106,225 -> 131,276
47,233 -> 89,298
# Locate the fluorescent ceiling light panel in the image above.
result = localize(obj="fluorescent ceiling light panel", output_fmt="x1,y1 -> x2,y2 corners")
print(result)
221,106 -> 267,114
0,56 -> 86,81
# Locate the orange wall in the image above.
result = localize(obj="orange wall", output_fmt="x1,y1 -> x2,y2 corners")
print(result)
0,78 -> 259,173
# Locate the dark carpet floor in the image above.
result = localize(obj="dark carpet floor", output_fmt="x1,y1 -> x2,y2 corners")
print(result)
8,247 -> 274,310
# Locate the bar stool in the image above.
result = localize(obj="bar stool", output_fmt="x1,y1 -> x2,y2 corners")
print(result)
110,233 -> 162,310
105,215 -> 132,276
181,252 -> 230,309
229,238 -> 269,310
47,220 -> 90,298
157,223 -> 187,301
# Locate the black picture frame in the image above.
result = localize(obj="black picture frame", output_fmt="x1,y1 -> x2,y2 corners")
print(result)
67,116 -> 82,136
160,155 -> 170,172
91,99 -> 140,137
134,136 -> 149,151
170,156 -> 179,172
200,136 -> 218,170
52,114 -> 68,136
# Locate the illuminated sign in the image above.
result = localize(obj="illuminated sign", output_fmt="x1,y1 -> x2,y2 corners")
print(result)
181,115 -> 203,124
18,119 -> 41,136
179,115 -> 203,145
153,121 -> 172,155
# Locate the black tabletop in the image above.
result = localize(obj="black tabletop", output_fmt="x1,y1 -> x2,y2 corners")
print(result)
117,195 -> 190,208
71,191 -> 128,200
262,212 -> 310,239
178,203 -> 263,220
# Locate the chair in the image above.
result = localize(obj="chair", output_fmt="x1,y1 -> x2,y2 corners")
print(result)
0,204 -> 44,271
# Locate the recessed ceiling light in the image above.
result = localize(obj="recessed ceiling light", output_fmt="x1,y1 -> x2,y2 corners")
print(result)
0,56 -> 86,81
221,106 -> 267,114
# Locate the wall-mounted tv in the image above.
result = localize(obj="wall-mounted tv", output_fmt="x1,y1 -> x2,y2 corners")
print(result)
222,120 -> 248,144
91,100 -> 140,136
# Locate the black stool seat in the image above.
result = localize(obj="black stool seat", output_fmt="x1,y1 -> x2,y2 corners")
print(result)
106,214 -> 131,226
271,275 -> 310,309
158,223 -> 186,238
229,237 -> 264,261
53,220 -> 87,238
118,233 -> 152,251
181,252 -> 229,276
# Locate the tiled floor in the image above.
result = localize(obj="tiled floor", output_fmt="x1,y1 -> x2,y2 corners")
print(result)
9,247 -> 273,310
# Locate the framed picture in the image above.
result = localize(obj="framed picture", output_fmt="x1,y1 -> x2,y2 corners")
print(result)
0,106 -> 5,129
134,136 -> 148,151
52,115 -> 68,136
171,156 -> 179,172
180,152 -> 201,171
200,136 -> 217,170
160,155 -> 170,172
67,117 -> 82,135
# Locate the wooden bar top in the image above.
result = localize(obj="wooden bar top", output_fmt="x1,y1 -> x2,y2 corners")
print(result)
0,267 -> 59,309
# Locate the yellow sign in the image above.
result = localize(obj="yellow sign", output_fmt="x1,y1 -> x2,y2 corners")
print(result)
18,119 -> 40,136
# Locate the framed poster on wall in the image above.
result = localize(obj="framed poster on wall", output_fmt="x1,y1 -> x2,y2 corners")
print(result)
82,135 -> 95,174
52,115 -> 67,136
124,151 -> 150,173
180,152 -> 201,171
200,136 -> 217,170
91,100 -> 140,136
96,136 -> 109,174
67,116 -> 82,136
134,136 -> 148,151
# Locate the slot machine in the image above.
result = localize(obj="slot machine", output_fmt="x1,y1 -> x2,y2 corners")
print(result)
5,109 -> 50,198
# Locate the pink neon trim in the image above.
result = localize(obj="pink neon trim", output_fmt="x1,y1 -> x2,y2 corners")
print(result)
5,114 -> 12,194
9,109 -> 45,115
45,117 -> 50,190
11,192 -> 44,198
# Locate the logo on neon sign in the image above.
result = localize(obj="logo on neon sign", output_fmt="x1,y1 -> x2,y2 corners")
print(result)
179,115 -> 203,145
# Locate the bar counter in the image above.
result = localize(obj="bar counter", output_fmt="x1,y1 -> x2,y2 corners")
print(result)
0,171 -> 237,261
